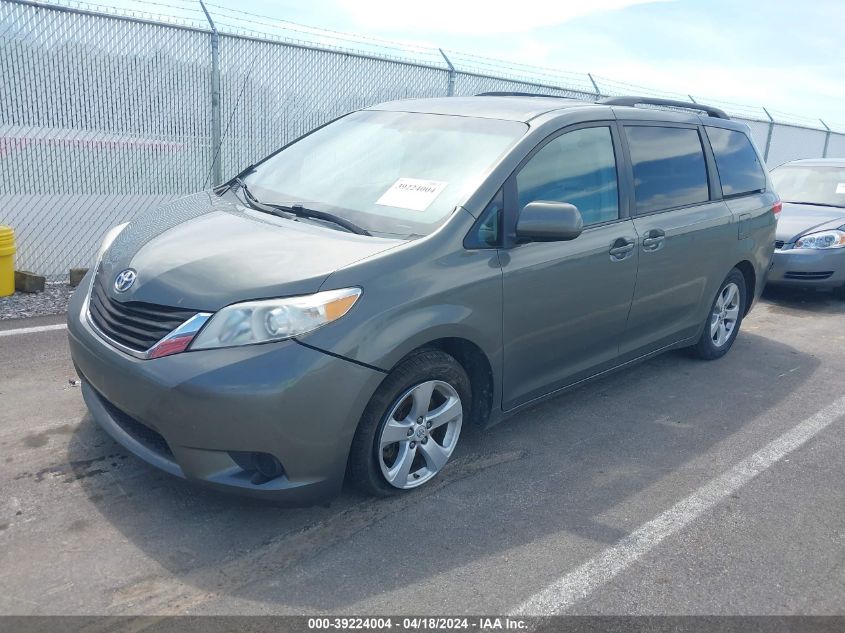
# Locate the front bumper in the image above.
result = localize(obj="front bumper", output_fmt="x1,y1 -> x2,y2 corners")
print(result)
767,246 -> 845,289
66,277 -> 386,504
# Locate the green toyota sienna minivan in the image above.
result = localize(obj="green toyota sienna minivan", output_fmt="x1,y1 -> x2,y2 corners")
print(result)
67,95 -> 778,503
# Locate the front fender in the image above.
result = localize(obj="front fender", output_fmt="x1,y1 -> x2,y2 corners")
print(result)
299,298 -> 505,427
296,237 -> 505,411
300,293 -> 502,372
357,304 -> 496,371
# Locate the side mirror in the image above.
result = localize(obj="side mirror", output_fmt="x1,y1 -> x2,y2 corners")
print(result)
516,201 -> 583,242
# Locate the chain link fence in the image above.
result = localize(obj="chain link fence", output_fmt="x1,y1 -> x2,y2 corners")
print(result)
2,0 -> 844,279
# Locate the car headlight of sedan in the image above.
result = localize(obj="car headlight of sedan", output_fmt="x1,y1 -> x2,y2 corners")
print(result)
190,287 -> 362,350
794,229 -> 845,250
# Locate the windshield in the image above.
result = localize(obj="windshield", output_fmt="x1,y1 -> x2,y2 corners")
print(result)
770,165 -> 845,208
244,110 -> 527,237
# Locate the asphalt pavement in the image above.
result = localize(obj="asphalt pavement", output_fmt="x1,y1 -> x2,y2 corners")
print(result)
1,287 -> 844,615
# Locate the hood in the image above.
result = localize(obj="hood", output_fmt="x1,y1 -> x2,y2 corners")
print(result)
776,202 -> 845,243
99,192 -> 404,311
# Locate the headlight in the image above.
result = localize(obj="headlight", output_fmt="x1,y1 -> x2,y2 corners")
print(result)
190,287 -> 362,350
96,223 -> 129,262
794,229 -> 845,250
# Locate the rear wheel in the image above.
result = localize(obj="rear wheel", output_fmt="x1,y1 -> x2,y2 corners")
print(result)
348,349 -> 470,496
690,269 -> 747,360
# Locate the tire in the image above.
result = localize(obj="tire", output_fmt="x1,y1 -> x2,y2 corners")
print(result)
690,268 -> 747,360
348,349 -> 470,497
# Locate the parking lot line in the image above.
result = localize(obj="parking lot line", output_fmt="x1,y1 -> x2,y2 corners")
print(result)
511,394 -> 845,616
0,323 -> 67,337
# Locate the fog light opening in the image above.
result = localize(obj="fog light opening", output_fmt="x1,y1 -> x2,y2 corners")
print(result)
228,451 -> 285,484
254,452 -> 284,479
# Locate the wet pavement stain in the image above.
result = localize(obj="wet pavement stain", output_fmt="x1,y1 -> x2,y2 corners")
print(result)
22,423 -> 77,448
14,452 -> 125,483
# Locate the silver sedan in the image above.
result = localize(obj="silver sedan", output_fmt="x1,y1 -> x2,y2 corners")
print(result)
769,158 -> 845,298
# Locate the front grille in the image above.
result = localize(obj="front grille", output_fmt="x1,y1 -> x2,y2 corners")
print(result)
774,240 -> 785,249
96,390 -> 174,459
88,273 -> 197,352
784,271 -> 834,280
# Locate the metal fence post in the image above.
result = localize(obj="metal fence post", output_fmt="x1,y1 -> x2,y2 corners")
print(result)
820,119 -> 831,158
588,73 -> 601,98
200,0 -> 222,186
439,49 -> 455,96
762,107 -> 775,163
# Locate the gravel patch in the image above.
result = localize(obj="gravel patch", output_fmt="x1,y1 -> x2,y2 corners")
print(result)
0,282 -> 75,320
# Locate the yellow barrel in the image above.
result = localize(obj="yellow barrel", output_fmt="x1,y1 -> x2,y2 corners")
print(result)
0,226 -> 15,297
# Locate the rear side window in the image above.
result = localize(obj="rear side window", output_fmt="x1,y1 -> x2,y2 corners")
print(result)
705,126 -> 766,197
516,126 -> 620,226
625,126 -> 710,214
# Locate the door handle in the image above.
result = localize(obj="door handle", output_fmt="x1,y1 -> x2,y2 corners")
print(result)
642,229 -> 666,252
609,239 -> 635,261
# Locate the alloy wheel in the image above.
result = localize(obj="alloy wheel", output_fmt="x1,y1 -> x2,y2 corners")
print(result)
377,380 -> 462,489
710,282 -> 741,347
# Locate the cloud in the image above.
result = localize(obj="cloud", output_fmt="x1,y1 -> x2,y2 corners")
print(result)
336,0 -> 671,34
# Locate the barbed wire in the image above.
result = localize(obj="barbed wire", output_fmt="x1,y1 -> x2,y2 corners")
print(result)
203,2 -> 439,54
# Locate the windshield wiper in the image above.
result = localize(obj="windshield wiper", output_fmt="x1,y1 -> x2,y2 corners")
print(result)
275,203 -> 371,236
231,179 -> 370,236
231,177 -> 295,219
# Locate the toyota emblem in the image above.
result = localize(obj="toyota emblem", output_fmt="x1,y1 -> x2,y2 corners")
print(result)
114,269 -> 137,293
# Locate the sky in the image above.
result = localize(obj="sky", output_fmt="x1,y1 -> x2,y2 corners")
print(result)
107,0 -> 845,127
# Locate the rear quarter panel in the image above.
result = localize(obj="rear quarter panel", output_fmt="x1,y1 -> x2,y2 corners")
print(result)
725,192 -> 778,303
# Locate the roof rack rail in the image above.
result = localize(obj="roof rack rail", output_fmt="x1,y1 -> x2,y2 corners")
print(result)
475,91 -> 571,99
599,96 -> 729,120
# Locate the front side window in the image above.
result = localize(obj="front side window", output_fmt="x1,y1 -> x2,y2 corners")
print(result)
467,189 -> 504,248
516,126 -> 620,226
705,126 -> 766,197
245,110 -> 527,238
770,165 -> 845,209
625,126 -> 709,214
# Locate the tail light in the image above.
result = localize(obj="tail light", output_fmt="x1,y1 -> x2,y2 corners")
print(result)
772,200 -> 782,217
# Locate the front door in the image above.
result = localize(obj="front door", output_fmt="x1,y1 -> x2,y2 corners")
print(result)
500,124 -> 638,410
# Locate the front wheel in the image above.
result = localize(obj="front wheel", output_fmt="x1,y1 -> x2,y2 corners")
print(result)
690,269 -> 747,360
348,349 -> 470,496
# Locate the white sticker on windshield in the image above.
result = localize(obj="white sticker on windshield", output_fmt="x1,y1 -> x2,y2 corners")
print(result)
836,183 -> 845,194
376,178 -> 447,211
